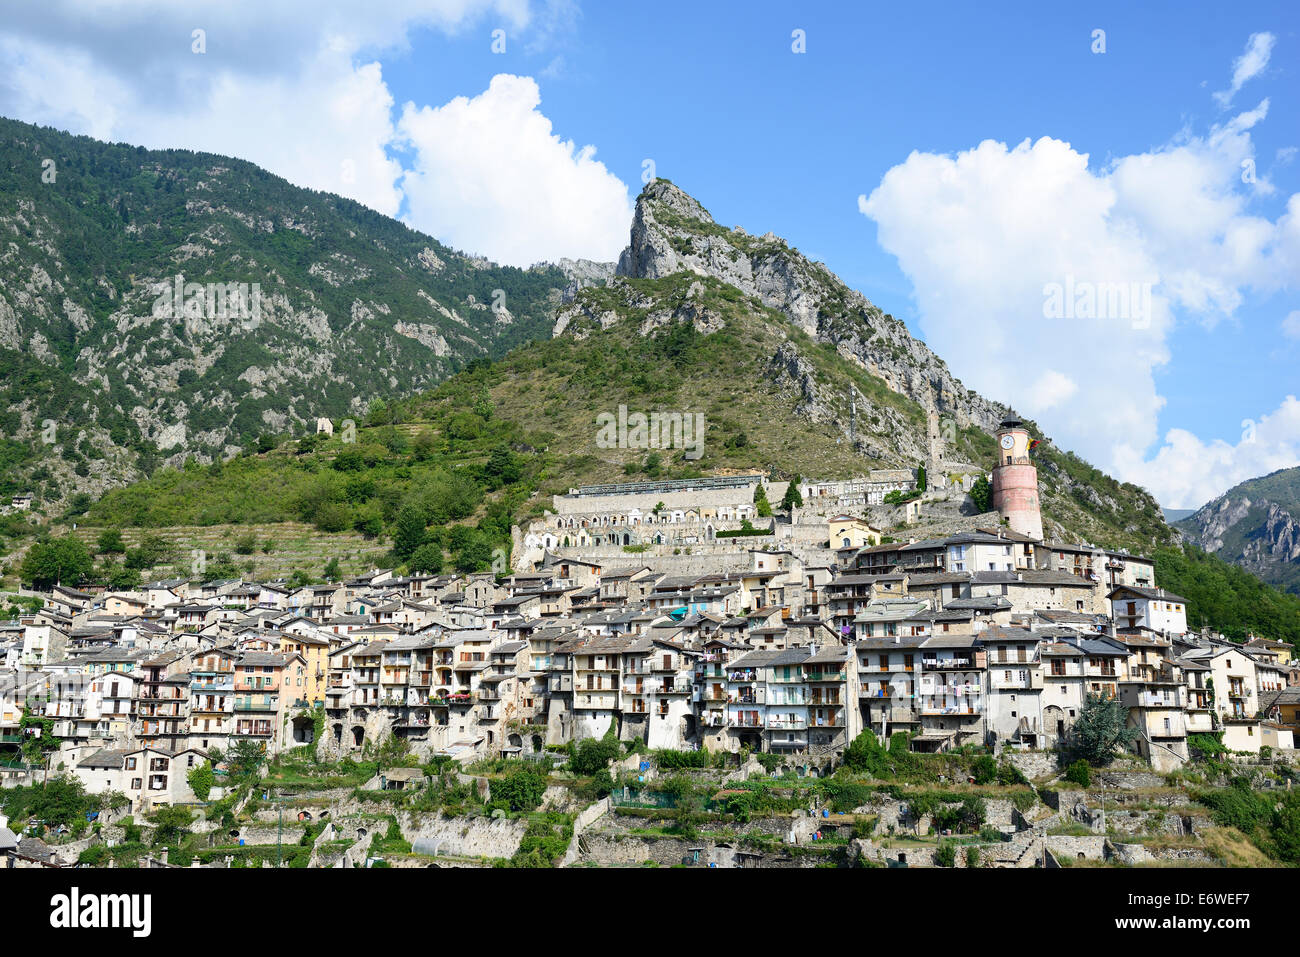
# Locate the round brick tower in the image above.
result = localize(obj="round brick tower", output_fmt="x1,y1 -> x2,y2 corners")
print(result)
990,416 -> 1043,541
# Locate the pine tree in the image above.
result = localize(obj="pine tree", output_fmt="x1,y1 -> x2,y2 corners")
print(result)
1066,693 -> 1140,765
781,474 -> 803,511
754,483 -> 772,518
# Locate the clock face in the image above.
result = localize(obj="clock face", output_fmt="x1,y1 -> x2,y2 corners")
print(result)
1000,434 -> 1015,450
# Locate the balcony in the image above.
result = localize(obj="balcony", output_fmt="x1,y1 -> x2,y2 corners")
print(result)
429,692 -> 474,707
727,715 -> 763,729
234,700 -> 276,712
803,671 -> 847,682
1134,693 -> 1185,709
922,658 -> 974,671
767,717 -> 808,730
191,681 -> 233,692
920,704 -> 981,716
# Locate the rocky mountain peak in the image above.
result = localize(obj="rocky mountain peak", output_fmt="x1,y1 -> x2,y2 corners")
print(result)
613,179 -> 1007,436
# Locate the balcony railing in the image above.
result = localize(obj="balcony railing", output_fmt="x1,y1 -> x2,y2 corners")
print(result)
767,717 -> 808,730
803,671 -> 847,682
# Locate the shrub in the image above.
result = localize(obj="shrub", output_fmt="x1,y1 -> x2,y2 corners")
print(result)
1064,760 -> 1092,788
569,728 -> 621,776
78,844 -> 110,866
488,765 -> 547,814
971,755 -> 997,785
934,841 -> 957,867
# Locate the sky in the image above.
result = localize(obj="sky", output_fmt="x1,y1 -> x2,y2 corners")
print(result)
1,0 -> 1297,510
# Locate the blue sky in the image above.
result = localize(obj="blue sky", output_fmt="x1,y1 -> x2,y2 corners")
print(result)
1,1 -> 1297,507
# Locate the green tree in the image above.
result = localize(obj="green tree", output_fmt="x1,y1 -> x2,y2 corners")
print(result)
569,726 -> 622,775
409,542 -> 444,574
1066,693 -> 1140,765
97,528 -> 126,554
485,445 -> 522,486
970,474 -> 993,513
455,537 -> 493,573
916,465 -> 927,493
935,841 -> 957,867
781,474 -> 803,511
187,761 -> 215,802
21,536 -> 93,588
971,754 -> 997,784
149,805 -> 194,845
18,712 -> 61,768
227,740 -> 266,781
842,729 -> 890,777
1063,759 -> 1091,787
392,504 -> 427,562
488,765 -> 547,814
754,483 -> 772,518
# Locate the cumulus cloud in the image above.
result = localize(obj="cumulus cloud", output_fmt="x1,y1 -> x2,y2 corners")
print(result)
1113,396 -> 1300,509
0,0 -> 632,264
397,74 -> 631,266
1214,32 -> 1275,108
860,40 -> 1300,509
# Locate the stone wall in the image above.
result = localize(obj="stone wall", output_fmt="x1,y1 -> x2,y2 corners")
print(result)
398,810 -> 527,860
1045,834 -> 1107,861
1004,751 -> 1059,781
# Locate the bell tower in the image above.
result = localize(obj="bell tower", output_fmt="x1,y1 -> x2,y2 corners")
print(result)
990,416 -> 1043,541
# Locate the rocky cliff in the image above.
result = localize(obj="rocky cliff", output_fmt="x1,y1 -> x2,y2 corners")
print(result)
1176,466 -> 1300,594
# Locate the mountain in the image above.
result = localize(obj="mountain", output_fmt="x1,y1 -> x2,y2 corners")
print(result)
1175,466 -> 1300,595
65,178 -> 1181,582
1161,507 -> 1196,523
0,116 -> 573,508
594,180 -> 1174,549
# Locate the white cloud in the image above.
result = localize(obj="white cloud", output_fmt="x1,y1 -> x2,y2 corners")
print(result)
397,74 -> 631,266
1113,396 -> 1300,509
1283,310 -> 1300,340
0,1 -> 632,264
1214,32 -> 1275,108
859,135 -> 1173,467
859,39 -> 1300,509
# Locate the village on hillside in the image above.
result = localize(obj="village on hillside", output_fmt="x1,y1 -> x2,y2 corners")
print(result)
2,417 -> 1297,869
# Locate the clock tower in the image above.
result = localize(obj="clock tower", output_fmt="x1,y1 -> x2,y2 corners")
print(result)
990,416 -> 1043,541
